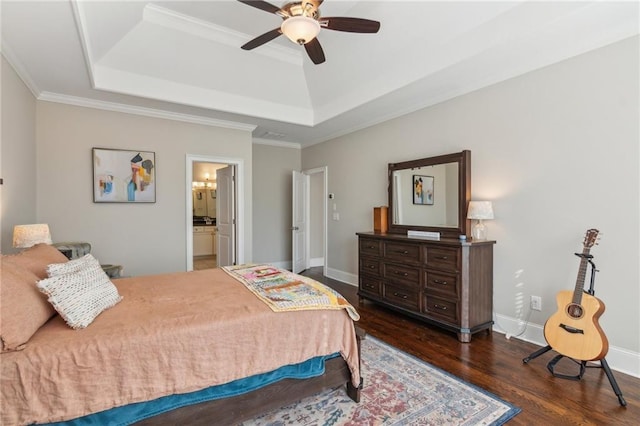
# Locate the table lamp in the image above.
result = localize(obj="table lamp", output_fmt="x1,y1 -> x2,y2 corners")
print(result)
467,201 -> 494,241
12,224 -> 52,248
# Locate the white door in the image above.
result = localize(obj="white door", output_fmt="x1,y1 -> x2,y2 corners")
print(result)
216,166 -> 235,266
292,170 -> 309,274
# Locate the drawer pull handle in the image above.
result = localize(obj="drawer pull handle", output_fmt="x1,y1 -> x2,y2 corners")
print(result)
435,256 -> 448,260
394,271 -> 409,277
393,292 -> 408,299
367,245 -> 376,249
397,250 -> 409,254
433,279 -> 448,285
368,265 -> 376,269
434,304 -> 448,310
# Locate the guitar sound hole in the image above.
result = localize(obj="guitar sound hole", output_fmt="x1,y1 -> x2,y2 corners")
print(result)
566,303 -> 584,319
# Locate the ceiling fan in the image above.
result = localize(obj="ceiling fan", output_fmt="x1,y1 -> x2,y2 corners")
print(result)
237,0 -> 380,65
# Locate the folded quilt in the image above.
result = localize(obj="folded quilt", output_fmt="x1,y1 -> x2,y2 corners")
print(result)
222,264 -> 360,321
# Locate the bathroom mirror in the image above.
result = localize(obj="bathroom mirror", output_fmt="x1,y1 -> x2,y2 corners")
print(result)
388,150 -> 470,239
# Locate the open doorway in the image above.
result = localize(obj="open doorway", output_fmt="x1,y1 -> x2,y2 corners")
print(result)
292,167 -> 327,276
191,162 -> 226,270
186,155 -> 244,271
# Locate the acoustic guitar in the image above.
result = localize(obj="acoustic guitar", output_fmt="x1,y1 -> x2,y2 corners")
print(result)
543,229 -> 609,361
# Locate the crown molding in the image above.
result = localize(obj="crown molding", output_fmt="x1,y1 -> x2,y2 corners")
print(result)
37,92 -> 256,132
252,138 -> 301,149
1,44 -> 41,98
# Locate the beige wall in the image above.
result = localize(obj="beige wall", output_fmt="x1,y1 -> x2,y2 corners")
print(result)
34,102 -> 252,276
302,36 -> 639,374
1,57 -> 38,253
251,143 -> 300,267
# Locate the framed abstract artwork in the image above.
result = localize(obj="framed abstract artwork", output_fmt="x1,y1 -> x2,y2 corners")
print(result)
93,148 -> 156,203
412,175 -> 434,205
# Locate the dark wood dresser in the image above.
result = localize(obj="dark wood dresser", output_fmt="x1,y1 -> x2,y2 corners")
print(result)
356,232 -> 495,342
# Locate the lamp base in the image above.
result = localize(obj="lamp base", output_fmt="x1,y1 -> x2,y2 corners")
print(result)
472,220 -> 487,240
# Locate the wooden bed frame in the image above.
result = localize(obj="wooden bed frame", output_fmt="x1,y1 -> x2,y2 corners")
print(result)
136,329 -> 364,425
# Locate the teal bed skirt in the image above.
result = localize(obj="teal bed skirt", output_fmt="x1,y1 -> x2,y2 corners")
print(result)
43,353 -> 338,426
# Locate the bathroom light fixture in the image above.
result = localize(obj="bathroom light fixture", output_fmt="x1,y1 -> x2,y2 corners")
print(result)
13,224 -> 52,248
467,201 -> 494,240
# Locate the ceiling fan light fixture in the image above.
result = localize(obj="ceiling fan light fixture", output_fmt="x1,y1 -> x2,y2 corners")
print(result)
281,16 -> 320,45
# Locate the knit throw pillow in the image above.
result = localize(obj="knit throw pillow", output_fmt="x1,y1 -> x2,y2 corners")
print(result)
38,254 -> 122,329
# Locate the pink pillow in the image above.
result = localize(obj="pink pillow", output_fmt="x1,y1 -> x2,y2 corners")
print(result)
5,243 -> 69,279
0,258 -> 57,352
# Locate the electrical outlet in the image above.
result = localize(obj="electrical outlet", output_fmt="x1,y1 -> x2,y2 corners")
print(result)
531,296 -> 542,311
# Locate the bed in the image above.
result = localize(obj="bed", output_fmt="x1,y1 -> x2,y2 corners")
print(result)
1,244 -> 362,425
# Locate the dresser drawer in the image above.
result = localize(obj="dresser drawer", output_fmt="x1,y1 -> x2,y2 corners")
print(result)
359,238 -> 382,257
384,284 -> 419,311
424,271 -> 459,299
360,257 -> 381,276
423,295 -> 459,324
425,247 -> 460,271
383,262 -> 420,288
359,276 -> 382,296
384,242 -> 421,263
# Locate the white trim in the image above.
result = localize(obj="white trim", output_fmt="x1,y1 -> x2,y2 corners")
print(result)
304,166 -> 328,277
70,0 -> 96,88
325,266 -> 358,287
252,138 -> 301,149
1,46 -> 41,97
38,92 -> 256,132
309,257 -> 324,268
268,260 -> 292,270
143,3 -> 303,66
186,154 -> 245,271
321,267 -> 640,379
493,313 -> 640,378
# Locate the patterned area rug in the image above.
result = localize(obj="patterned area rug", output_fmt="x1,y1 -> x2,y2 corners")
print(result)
242,336 -> 520,426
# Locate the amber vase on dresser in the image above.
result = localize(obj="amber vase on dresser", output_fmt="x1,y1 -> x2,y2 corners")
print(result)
357,232 -> 495,342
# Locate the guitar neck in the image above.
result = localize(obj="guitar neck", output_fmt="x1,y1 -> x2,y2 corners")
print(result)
572,249 -> 591,304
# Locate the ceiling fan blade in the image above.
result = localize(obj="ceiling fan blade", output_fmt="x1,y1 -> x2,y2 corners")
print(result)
241,28 -> 282,50
304,38 -> 325,65
237,0 -> 282,15
320,17 -> 380,33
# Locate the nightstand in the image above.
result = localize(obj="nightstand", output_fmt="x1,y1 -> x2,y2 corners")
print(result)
52,242 -> 92,260
101,264 -> 124,278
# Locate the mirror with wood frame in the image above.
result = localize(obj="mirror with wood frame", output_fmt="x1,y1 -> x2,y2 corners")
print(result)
388,150 -> 470,239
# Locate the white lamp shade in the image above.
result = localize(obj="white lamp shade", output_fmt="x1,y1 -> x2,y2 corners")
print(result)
12,224 -> 52,248
281,16 -> 321,44
467,201 -> 494,220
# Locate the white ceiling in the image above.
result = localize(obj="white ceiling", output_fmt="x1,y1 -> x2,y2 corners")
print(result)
2,1 -> 638,147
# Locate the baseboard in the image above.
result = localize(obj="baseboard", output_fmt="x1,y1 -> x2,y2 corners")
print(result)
301,265 -> 640,378
309,257 -> 324,267
325,266 -> 358,287
493,313 -> 640,378
268,260 -> 291,270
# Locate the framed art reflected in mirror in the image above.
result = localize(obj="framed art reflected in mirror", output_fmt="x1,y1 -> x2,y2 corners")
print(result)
412,175 -> 434,205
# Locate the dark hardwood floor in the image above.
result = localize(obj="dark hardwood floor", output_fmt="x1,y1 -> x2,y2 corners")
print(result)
301,267 -> 639,425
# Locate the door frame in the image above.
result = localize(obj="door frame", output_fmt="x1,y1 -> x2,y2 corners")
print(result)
304,166 -> 328,277
186,154 -> 244,271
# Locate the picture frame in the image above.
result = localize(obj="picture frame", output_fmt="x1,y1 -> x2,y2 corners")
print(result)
93,148 -> 156,203
412,175 -> 434,205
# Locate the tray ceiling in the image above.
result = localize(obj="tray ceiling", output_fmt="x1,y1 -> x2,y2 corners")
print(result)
2,1 -> 638,146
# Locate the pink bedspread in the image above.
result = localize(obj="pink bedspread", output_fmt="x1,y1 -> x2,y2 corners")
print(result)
1,268 -> 360,425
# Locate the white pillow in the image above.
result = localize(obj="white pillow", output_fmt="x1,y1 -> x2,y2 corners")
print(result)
38,254 -> 122,329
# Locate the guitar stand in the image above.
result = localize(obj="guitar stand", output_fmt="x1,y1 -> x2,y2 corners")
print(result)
522,255 -> 627,407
